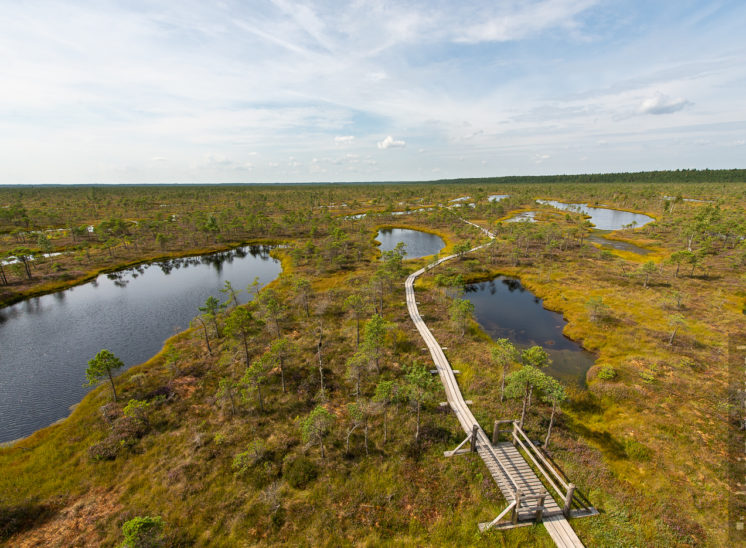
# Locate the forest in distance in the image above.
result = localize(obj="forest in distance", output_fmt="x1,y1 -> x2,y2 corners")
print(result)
0,170 -> 745,546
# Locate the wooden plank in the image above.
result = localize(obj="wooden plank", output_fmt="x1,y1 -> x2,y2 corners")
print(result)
404,230 -> 586,548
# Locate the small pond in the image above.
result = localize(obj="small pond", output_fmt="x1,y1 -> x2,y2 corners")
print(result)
376,228 -> 445,259
537,200 -> 654,230
0,245 -> 281,443
505,211 -> 536,223
488,194 -> 509,202
464,276 -> 595,386
391,208 -> 434,216
587,231 -> 651,255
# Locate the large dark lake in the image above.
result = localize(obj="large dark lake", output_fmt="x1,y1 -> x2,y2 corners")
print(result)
0,245 -> 281,443
377,228 -> 445,259
464,276 -> 595,386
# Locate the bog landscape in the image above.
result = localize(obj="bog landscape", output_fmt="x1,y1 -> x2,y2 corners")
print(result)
1,174 -> 744,546
2,2 -> 746,547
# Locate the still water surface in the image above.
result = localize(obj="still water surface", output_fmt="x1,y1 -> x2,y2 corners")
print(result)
464,276 -> 595,386
0,245 -> 281,443
537,200 -> 654,230
376,228 -> 445,259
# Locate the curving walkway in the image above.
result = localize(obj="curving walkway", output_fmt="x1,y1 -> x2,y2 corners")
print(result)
404,221 -> 584,547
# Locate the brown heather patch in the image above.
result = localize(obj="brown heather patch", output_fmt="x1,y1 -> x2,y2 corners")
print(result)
171,376 -> 198,399
7,488 -> 122,548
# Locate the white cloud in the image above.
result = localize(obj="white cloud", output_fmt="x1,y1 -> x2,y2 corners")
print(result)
1,1 -> 744,183
377,135 -> 406,149
637,93 -> 692,115
454,0 -> 599,43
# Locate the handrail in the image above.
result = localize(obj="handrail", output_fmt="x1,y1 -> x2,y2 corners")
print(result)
406,249 -> 524,496
513,424 -> 569,492
476,431 -> 521,494
513,431 -> 565,499
479,500 -> 517,531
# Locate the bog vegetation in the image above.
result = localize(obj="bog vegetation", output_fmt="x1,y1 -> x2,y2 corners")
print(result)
1,171 -> 745,546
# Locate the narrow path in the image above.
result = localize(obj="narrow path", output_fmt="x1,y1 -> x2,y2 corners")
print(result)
404,220 -> 584,547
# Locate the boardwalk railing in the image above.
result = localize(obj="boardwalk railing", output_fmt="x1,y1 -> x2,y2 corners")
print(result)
493,420 -> 598,520
406,217 -> 593,546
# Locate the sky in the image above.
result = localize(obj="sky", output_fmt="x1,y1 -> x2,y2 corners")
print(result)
1,0 -> 745,184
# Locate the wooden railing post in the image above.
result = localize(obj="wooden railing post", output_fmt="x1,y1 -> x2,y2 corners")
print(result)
536,492 -> 546,522
563,483 -> 576,517
512,490 -> 522,525
471,424 -> 479,452
512,421 -> 519,448
492,420 -> 499,445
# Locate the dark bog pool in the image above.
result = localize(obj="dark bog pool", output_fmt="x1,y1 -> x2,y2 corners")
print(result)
537,200 -> 654,230
464,276 -> 595,386
377,228 -> 445,259
0,245 -> 281,443
588,231 -> 651,255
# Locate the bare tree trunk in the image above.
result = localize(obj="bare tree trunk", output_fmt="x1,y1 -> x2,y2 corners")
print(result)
257,383 -> 264,412
197,317 -> 212,354
241,332 -> 250,366
544,401 -> 557,448
107,368 -> 118,402
519,388 -> 528,429
500,364 -> 507,402
346,425 -> 359,454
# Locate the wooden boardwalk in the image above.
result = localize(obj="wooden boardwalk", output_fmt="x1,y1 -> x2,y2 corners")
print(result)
404,221 -> 586,547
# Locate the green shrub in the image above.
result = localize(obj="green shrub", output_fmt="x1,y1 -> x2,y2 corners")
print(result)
639,370 -> 655,384
213,433 -> 226,445
283,456 -> 318,489
232,441 -> 267,474
597,365 -> 617,380
120,515 -> 164,548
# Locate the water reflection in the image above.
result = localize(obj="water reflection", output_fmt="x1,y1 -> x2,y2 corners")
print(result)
537,200 -> 654,230
464,276 -> 595,387
0,245 -> 280,443
377,228 -> 445,259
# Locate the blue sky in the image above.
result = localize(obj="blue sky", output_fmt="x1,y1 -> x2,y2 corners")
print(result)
1,0 -> 744,183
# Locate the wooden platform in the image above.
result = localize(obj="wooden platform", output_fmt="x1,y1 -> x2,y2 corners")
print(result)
404,221 -> 586,548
